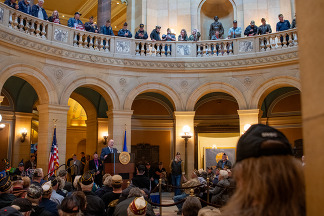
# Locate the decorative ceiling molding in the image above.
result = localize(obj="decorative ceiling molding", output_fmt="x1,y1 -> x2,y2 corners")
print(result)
78,0 -> 97,17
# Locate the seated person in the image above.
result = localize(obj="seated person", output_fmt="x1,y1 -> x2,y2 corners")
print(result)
210,170 -> 230,204
131,165 -> 151,191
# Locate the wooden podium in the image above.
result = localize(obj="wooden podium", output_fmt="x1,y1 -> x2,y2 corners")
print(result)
104,153 -> 135,188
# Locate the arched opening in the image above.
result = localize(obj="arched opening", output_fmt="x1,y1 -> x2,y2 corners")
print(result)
259,87 -> 302,154
194,92 -> 240,169
200,0 -> 235,39
131,92 -> 175,173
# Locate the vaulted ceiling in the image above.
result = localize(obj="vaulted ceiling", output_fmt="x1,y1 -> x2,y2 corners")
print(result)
43,0 -> 127,31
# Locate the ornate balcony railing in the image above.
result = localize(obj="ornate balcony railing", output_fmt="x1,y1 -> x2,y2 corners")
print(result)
0,3 -> 298,62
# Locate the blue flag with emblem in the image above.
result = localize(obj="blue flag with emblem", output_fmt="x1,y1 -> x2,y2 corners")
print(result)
123,129 -> 128,152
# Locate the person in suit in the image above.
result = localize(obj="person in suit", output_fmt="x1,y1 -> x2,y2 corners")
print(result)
100,139 -> 118,161
89,152 -> 103,187
71,154 -> 82,183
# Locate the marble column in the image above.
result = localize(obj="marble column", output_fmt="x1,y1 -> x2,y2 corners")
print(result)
296,0 -> 324,214
97,118 -> 109,153
85,118 -> 98,155
97,0 -> 111,30
106,110 -> 133,152
237,109 -> 259,134
174,111 -> 195,178
12,112 -> 33,167
37,104 -> 69,174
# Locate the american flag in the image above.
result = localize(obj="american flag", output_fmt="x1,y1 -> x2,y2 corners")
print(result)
48,127 -> 59,176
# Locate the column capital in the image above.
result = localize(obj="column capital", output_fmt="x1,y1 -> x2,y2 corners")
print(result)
174,111 -> 196,117
106,110 -> 134,117
237,109 -> 259,116
15,112 -> 34,120
37,104 -> 70,114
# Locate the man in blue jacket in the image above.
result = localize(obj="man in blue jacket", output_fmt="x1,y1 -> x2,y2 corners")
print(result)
244,20 -> 258,37
31,0 -> 48,20
18,0 -> 32,15
4,0 -> 18,9
100,19 -> 114,36
118,22 -> 132,38
68,12 -> 83,28
276,14 -> 291,32
100,139 -> 118,161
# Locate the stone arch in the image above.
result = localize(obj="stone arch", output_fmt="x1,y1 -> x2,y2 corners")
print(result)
70,92 -> 97,120
124,82 -> 184,111
0,64 -> 58,105
60,77 -> 120,110
186,82 -> 247,111
249,76 -> 301,109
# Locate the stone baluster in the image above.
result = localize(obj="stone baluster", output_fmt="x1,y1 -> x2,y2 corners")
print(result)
146,43 -> 151,56
225,42 -> 229,55
288,32 -> 293,47
83,34 -> 89,48
282,33 -> 288,48
8,12 -> 13,28
41,23 -> 46,39
266,36 -> 271,50
276,35 -> 282,48
167,44 -> 171,56
94,36 -> 99,50
19,16 -> 24,31
13,13 -> 18,29
89,35 -> 94,50
99,37 -> 104,50
202,44 -> 206,57
156,43 -> 161,56
141,42 -> 145,56
161,43 -> 166,56
271,36 -> 276,50
228,42 -> 233,55
135,42 -> 140,55
206,43 -> 210,56
73,33 -> 78,46
24,19 -> 29,34
78,33 -> 83,48
293,32 -> 298,46
260,37 -> 265,51
105,38 -> 110,52
151,43 -> 156,56
35,22 -> 40,37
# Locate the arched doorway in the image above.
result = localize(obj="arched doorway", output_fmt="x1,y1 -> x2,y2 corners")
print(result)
199,0 -> 235,39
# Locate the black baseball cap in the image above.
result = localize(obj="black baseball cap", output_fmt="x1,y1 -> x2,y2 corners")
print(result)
74,12 -> 82,16
233,20 -> 237,23
236,124 -> 293,163
139,24 -> 144,28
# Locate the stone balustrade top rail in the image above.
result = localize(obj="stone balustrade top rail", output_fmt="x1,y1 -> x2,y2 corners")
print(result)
0,3 -> 298,71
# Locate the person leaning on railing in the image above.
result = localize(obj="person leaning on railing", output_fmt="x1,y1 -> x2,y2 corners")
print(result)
48,10 -> 60,24
258,18 -> 272,35
118,22 -> 132,38
178,29 -> 188,41
4,0 -> 18,10
68,12 -> 83,30
18,0 -> 31,15
100,19 -> 114,36
188,29 -> 201,41
244,20 -> 258,37
135,23 -> 148,39
228,20 -> 242,39
31,0 -> 48,20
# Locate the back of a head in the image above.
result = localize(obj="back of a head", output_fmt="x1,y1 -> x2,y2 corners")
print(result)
198,206 -> 221,216
137,165 -> 146,174
26,184 -> 43,203
59,194 -> 82,216
128,187 -> 143,198
223,124 -> 305,216
182,196 -> 202,216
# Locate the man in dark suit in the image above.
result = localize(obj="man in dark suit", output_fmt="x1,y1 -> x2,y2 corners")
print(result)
89,152 -> 103,187
71,154 -> 82,183
100,139 -> 118,161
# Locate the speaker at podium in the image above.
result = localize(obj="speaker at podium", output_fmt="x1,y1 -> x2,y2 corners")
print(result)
104,152 -> 135,188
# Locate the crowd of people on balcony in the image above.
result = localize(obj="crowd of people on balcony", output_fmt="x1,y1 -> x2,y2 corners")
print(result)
4,0 -> 297,43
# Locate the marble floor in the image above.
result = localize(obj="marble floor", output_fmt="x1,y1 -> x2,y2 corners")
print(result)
152,192 -> 179,216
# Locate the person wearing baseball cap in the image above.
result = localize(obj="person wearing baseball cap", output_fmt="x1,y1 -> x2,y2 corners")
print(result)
102,175 -> 123,215
244,20 -> 258,37
135,24 -> 148,40
228,20 -> 242,38
118,22 -> 132,38
68,12 -> 84,29
0,172 -> 15,209
222,124 -> 305,216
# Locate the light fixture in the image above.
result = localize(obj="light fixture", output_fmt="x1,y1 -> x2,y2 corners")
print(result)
181,125 -> 192,175
212,144 -> 217,149
0,114 -> 5,130
102,132 -> 108,145
20,128 -> 27,143
62,15 -> 65,17
242,124 -> 252,134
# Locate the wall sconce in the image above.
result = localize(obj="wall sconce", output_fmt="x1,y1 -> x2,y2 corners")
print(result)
181,125 -> 192,174
102,132 -> 108,145
20,128 -> 27,143
242,124 -> 252,134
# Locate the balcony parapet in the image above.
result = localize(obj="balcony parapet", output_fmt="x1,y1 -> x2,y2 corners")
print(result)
0,3 -> 298,71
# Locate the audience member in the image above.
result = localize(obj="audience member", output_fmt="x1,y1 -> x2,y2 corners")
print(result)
188,29 -> 201,41
89,152 -> 103,187
12,160 -> 25,176
102,175 -> 123,215
79,172 -> 105,216
211,30 -> 221,40
73,175 -> 82,191
170,152 -> 185,196
131,165 -> 151,191
21,176 -> 30,189
212,168 -> 220,185
95,173 -> 112,198
162,28 -> 176,41
70,154 -> 82,183
182,196 -> 202,216
126,196 -> 148,216
39,181 -> 59,216
150,25 -> 162,41
31,0 -> 48,20
4,0 -> 18,9
244,20 -> 258,36
198,206 -> 222,216
68,12 -> 84,30
0,172 -> 15,209
216,153 -> 232,170
25,155 -> 36,170
210,170 -> 230,204
258,18 -> 272,35
173,170 -> 200,215
178,29 -> 188,41
222,124 -> 305,216
144,162 -> 154,184
26,184 -> 52,216
118,22 -> 132,38
31,168 -> 46,186
276,14 -> 291,32
0,198 -> 33,216
228,20 -> 242,38
58,193 -> 83,216
18,0 -> 31,15
48,10 -> 60,24
11,175 -> 26,198
153,162 -> 166,185
48,176 -> 64,205
100,19 -> 114,36
206,167 -> 215,181
135,23 -> 148,39
72,191 -> 87,212
58,170 -> 73,193
56,176 -> 68,197
114,187 -> 155,216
